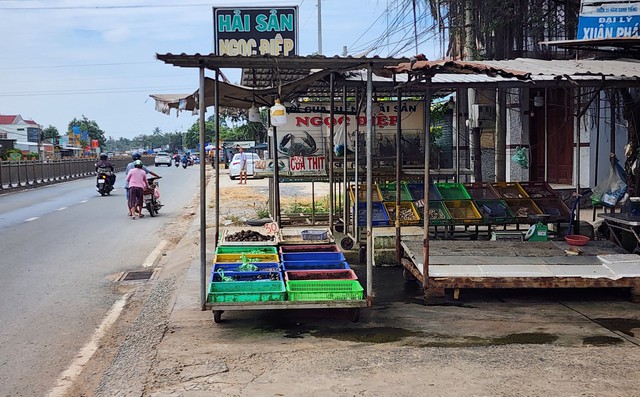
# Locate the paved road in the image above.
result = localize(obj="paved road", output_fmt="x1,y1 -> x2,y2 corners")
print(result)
0,163 -> 199,396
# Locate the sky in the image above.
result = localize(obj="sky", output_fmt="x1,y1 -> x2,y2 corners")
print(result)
0,0 -> 442,140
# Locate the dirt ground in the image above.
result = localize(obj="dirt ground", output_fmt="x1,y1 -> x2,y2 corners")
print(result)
66,169 -> 640,397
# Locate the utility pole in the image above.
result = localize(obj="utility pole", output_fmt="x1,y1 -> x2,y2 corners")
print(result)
317,0 -> 322,55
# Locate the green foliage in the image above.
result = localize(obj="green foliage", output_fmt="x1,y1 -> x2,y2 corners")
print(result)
68,115 -> 106,149
253,201 -> 270,218
42,125 -> 60,144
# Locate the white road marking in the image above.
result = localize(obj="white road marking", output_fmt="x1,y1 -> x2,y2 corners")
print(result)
143,240 -> 168,268
80,199 -> 88,203
57,207 -> 67,211
46,293 -> 131,397
24,217 -> 39,222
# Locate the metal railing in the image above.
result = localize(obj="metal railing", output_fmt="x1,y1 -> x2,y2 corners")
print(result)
0,157 -> 152,193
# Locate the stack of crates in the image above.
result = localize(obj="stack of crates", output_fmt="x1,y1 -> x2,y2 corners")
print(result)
491,182 -> 543,221
407,181 -> 449,226
208,246 -> 285,303
520,181 -> 571,222
436,182 -> 483,225
464,182 -> 515,224
280,244 -> 364,301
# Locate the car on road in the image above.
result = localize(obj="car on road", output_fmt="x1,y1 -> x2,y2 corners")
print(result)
155,151 -> 172,166
229,152 -> 261,180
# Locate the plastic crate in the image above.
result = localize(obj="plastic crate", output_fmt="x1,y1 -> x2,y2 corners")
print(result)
520,181 -> 559,198
435,183 -> 472,200
384,202 -> 421,225
284,269 -> 357,281
281,260 -> 350,271
532,197 -> 571,222
407,182 -> 442,201
356,202 -> 390,226
444,200 -> 483,224
286,279 -> 364,301
211,270 -> 283,283
349,184 -> 382,203
212,262 -> 281,273
214,246 -> 278,255
213,253 -> 280,263
464,182 -> 499,200
378,182 -> 412,202
279,244 -> 340,254
491,182 -> 529,199
419,200 -> 451,225
281,252 -> 346,262
207,280 -> 286,303
475,199 -> 515,224
504,198 -> 543,220
301,229 -> 329,241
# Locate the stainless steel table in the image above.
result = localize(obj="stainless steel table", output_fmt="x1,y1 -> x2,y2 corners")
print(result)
599,213 -> 640,252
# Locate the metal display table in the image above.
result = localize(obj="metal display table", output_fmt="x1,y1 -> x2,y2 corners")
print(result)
599,213 -> 640,253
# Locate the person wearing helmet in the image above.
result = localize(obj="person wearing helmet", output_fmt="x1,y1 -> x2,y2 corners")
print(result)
124,153 -> 160,210
95,153 -> 116,185
126,159 -> 149,219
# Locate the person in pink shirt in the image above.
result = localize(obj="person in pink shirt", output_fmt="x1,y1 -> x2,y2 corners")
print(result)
126,160 -> 149,219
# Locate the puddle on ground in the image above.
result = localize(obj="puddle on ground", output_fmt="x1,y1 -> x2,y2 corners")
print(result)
583,336 -> 624,346
412,333 -> 559,348
312,327 -> 426,343
592,318 -> 640,337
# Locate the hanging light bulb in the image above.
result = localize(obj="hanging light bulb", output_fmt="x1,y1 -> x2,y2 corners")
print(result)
248,103 -> 261,122
270,98 -> 287,126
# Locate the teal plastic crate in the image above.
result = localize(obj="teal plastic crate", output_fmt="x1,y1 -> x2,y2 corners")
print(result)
207,280 -> 286,303
286,279 -> 364,301
435,183 -> 471,200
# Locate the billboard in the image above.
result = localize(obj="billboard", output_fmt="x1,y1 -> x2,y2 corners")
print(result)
577,1 -> 640,39
213,7 -> 298,56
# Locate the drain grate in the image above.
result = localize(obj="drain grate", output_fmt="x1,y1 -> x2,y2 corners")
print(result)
121,270 -> 154,281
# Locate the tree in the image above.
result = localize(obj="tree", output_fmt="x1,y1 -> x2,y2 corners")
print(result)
42,125 -> 60,144
68,115 -> 107,149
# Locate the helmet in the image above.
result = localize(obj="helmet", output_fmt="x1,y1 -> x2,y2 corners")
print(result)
100,153 -> 108,160
132,153 -> 141,160
134,160 -> 143,167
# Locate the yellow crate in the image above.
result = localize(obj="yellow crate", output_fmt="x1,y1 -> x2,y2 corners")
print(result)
213,253 -> 280,263
444,200 -> 483,224
491,182 -> 529,199
349,184 -> 383,203
383,202 -> 421,226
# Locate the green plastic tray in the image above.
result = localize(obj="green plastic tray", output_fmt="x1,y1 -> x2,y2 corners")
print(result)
378,182 -> 412,202
435,183 -> 471,200
207,280 -> 286,303
286,279 -> 364,301
214,246 -> 278,255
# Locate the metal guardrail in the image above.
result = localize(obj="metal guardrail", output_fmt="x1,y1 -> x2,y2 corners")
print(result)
0,157 -> 153,193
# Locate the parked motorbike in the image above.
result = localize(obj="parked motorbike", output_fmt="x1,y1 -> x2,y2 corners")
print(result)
144,176 -> 163,216
96,167 -> 114,196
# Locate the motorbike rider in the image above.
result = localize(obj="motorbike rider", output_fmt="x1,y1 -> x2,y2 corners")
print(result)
95,153 -> 116,185
124,153 -> 160,211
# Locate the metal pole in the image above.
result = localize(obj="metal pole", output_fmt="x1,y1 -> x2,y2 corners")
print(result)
343,86 -> 349,233
575,87 -> 582,231
198,66 -> 207,310
329,72 -> 335,231
214,70 -> 221,246
317,0 -> 322,55
544,87 -> 549,180
273,124 -> 281,227
365,64 -> 374,306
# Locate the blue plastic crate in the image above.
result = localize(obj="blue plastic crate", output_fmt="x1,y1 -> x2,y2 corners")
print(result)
281,260 -> 350,271
280,252 -> 346,262
212,262 -> 281,274
356,202 -> 389,226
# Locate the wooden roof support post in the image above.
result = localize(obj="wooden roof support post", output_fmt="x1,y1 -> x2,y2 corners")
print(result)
495,87 -> 507,182
395,83 -> 403,265
366,64 -> 374,306
199,65 -> 207,310
423,88 -> 432,302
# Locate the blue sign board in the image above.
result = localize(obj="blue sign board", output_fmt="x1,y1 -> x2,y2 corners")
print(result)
578,2 -> 640,39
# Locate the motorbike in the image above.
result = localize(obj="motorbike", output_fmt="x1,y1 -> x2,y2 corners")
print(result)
144,176 -> 163,216
174,156 -> 180,167
96,167 -> 114,196
181,157 -> 188,169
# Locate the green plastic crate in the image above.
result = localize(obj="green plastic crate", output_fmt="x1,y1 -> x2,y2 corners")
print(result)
207,280 -> 286,303
214,253 -> 280,263
214,246 -> 278,255
378,182 -> 412,202
435,183 -> 471,200
286,279 -> 364,301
